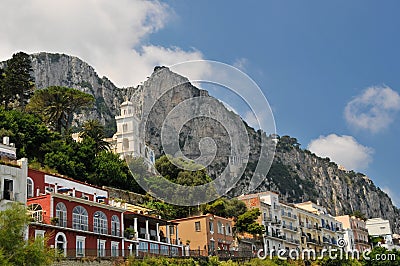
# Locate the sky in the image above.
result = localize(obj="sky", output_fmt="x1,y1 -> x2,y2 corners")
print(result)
0,1 -> 399,206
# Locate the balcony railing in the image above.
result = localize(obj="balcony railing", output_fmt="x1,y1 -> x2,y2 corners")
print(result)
282,224 -> 298,232
29,214 -> 122,238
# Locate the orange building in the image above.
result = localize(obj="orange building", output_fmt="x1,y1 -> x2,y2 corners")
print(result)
171,213 -> 234,256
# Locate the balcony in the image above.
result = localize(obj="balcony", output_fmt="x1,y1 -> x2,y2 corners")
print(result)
265,231 -> 284,241
285,238 -> 300,245
282,224 -> 298,232
355,239 -> 369,245
281,212 -> 297,220
271,218 -> 281,225
29,214 -> 122,238
321,225 -> 335,232
306,238 -> 322,246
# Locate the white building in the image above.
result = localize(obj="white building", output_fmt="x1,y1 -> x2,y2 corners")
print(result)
0,137 -> 28,210
366,218 -> 393,248
113,100 -> 155,167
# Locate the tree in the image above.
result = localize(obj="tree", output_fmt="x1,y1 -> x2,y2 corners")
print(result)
80,119 -> 110,155
203,198 -> 247,219
2,52 -> 34,109
155,155 -> 212,185
90,151 -> 144,193
0,108 -> 59,160
0,203 -> 54,265
235,208 -> 264,236
26,86 -> 94,134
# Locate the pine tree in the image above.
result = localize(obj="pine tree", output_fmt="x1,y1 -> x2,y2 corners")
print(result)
2,52 -> 34,109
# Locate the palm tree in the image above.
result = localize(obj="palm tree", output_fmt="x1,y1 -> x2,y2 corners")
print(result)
26,86 -> 94,134
80,119 -> 110,155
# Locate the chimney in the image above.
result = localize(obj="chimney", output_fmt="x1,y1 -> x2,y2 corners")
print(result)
3,136 -> 9,145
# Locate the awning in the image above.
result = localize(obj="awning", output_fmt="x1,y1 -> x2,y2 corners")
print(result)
57,187 -> 71,192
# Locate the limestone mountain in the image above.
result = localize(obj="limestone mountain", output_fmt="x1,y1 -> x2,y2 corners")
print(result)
5,52 -> 398,232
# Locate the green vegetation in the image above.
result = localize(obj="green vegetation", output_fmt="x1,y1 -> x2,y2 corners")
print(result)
235,208 -> 264,235
202,197 -> 247,218
0,52 -> 34,109
26,86 -> 94,134
0,203 -> 54,265
80,119 -> 111,155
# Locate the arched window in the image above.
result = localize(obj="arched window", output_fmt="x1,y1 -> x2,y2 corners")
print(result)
93,211 -> 108,234
56,202 -> 67,227
111,215 -> 120,236
73,206 -> 88,231
55,232 -> 67,257
27,177 -> 34,198
28,203 -> 43,222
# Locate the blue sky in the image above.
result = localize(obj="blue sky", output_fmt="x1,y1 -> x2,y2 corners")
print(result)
147,1 -> 400,206
0,1 -> 399,205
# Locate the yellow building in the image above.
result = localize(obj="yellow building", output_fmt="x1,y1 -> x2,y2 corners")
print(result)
296,201 -> 344,252
171,214 -> 234,256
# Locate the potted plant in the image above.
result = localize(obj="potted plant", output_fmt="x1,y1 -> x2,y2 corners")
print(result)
51,217 -> 59,225
124,228 -> 136,239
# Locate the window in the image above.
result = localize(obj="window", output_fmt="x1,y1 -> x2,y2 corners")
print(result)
35,229 -> 45,240
160,245 -> 169,255
210,240 -> 215,252
123,123 -> 128,132
149,243 -> 159,254
111,242 -> 119,257
76,236 -> 86,257
225,223 -> 231,235
217,221 -> 223,234
27,177 -> 34,198
56,202 -> 67,227
28,204 -> 43,222
3,179 -> 13,200
93,211 -> 108,234
111,215 -> 120,236
73,206 -> 88,231
97,239 -> 106,257
169,226 -> 175,235
209,221 -> 214,233
55,233 -> 67,257
195,221 -> 201,231
123,138 -> 129,149
139,241 -> 148,252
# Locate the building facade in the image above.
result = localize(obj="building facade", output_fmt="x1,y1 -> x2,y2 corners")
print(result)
295,201 -> 344,252
172,214 -> 234,256
27,169 -> 183,258
27,169 -> 125,258
366,218 -> 393,248
336,215 -> 370,251
0,137 -> 27,210
113,100 -> 155,167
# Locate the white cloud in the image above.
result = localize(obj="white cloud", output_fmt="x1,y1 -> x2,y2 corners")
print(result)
307,134 -> 373,171
0,0 -> 205,87
344,86 -> 400,133
233,57 -> 249,71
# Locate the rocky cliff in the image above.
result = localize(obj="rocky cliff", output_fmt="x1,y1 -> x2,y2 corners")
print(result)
29,52 -> 127,136
7,52 -> 398,231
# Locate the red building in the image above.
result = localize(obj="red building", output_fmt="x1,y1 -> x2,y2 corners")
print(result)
27,169 -> 125,258
27,169 -> 183,258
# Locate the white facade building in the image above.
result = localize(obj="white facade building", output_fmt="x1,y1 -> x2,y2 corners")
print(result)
366,218 -> 393,248
0,137 -> 27,210
113,100 -> 155,167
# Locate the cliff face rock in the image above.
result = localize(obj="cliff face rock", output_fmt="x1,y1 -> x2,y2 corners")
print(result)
29,52 -> 126,136
17,52 -> 399,231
